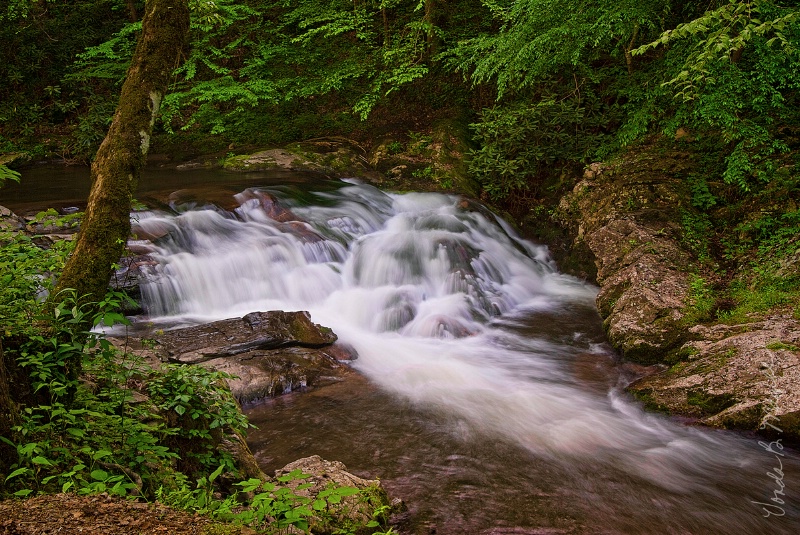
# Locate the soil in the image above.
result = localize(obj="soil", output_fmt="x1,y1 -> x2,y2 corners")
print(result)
0,493 -> 252,535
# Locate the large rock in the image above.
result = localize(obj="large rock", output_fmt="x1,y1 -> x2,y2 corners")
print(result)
628,314 -> 800,440
554,146 -> 800,440
144,311 -> 352,404
275,455 -> 400,535
557,157 -> 693,363
0,205 -> 26,234
157,311 -> 337,364
201,345 -> 355,404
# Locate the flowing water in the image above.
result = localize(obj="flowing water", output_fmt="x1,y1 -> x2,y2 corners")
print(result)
3,169 -> 798,534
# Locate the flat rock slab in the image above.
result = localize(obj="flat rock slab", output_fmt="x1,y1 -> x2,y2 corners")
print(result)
629,314 -> 800,439
157,310 -> 337,364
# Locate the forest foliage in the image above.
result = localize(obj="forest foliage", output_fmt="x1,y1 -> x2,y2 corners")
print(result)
1,2 -> 798,295
1,0 -> 798,201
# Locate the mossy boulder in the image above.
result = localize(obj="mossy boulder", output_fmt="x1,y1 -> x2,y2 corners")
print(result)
367,119 -> 476,195
627,315 -> 800,441
222,140 -> 378,179
275,455 -> 400,535
556,151 -> 694,363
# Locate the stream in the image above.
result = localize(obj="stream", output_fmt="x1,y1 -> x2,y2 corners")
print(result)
2,167 -> 798,534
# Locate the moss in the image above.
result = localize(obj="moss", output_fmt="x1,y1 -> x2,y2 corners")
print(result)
630,388 -> 672,414
664,345 -> 699,366
713,403 -> 764,432
765,341 -> 800,351
686,389 -> 736,416
222,153 -> 277,171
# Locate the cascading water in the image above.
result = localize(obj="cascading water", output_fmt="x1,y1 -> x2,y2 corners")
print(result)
134,179 -> 798,534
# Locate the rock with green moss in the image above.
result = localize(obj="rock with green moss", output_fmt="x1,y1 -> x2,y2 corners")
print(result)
557,151 -> 694,363
222,149 -> 310,172
628,314 -> 800,440
147,310 -> 354,404
275,455 -> 401,535
222,140 -> 377,179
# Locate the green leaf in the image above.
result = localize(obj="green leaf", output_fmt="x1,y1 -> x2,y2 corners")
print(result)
4,467 -> 31,481
91,469 -> 109,481
93,450 -> 113,460
31,456 -> 53,466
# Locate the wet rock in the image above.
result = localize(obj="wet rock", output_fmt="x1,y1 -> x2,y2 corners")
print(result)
275,455 -> 399,535
114,312 -> 347,404
235,188 -> 304,222
557,154 -> 692,363
157,311 -> 337,365
202,346 -> 344,404
0,204 -> 26,234
321,342 -> 359,362
628,314 -> 800,440
554,143 -> 800,439
222,147 -> 337,175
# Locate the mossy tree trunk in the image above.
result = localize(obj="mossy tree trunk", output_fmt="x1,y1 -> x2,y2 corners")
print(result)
53,0 -> 190,310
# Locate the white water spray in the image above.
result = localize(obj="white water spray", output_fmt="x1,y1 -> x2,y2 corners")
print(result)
136,181 -> 769,497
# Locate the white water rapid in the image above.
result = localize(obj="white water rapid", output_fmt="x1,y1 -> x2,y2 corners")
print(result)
133,179 -> 798,534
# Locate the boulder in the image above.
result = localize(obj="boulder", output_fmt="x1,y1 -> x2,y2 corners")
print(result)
157,311 -> 337,364
140,311 -> 349,404
275,455 -> 400,535
200,345 -> 354,404
628,314 -> 800,440
0,205 -> 25,234
554,143 -> 800,440
557,152 -> 692,363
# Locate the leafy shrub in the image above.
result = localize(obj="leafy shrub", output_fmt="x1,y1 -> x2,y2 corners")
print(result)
469,97 -> 605,200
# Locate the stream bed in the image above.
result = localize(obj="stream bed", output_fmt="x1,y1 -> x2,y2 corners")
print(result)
2,167 -> 798,534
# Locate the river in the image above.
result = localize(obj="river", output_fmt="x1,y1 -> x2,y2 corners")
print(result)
2,166 -> 798,534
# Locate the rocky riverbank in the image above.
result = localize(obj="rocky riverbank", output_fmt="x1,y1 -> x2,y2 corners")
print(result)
540,141 -> 800,442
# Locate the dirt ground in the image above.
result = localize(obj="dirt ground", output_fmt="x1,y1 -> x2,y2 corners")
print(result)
0,493 -> 255,535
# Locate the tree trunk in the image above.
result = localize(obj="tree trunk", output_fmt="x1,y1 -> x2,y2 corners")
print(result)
0,339 -> 17,478
624,25 -> 640,75
53,0 -> 190,310
126,0 -> 139,22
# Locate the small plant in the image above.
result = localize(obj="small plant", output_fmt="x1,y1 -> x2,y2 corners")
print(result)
411,166 -> 434,180
0,164 -> 21,186
386,141 -> 403,155
684,274 -> 715,323
406,131 -> 432,156
680,210 -> 713,263
159,467 -> 386,535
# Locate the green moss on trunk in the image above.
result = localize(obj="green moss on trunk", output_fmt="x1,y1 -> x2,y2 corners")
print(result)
54,0 -> 190,309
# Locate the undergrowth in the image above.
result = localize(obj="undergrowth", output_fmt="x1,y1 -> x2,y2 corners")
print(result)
0,221 -> 393,534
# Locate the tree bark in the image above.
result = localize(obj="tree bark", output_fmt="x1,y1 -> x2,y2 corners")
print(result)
0,339 -> 17,478
53,0 -> 190,309
624,25 -> 640,75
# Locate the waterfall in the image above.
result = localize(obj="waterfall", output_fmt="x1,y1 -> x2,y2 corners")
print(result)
134,179 -> 798,533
